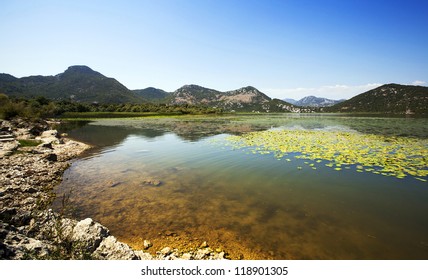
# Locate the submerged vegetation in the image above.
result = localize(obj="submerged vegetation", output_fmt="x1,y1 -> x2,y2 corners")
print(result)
226,129 -> 428,181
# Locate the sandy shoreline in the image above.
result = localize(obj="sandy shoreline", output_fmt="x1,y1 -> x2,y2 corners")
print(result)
0,118 -> 228,260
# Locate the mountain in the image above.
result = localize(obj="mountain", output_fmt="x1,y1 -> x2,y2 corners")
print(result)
294,96 -> 345,107
0,66 -> 300,111
0,66 -> 144,104
283,98 -> 297,105
170,85 -> 299,112
325,84 -> 428,114
133,87 -> 171,102
171,84 -> 222,105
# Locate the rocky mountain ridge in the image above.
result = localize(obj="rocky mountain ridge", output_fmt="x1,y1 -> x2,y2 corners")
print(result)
168,85 -> 300,112
1,66 -> 427,114
287,96 -> 345,107
1,66 -> 299,112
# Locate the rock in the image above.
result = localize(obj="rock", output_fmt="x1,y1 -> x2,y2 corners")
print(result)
141,179 -> 162,187
40,130 -> 58,138
2,230 -> 54,259
181,252 -> 193,260
107,181 -> 122,188
211,251 -> 226,260
28,122 -> 49,136
0,134 -> 15,142
44,153 -> 58,162
39,142 -> 53,149
0,150 -> 13,158
93,236 -> 139,260
135,250 -> 153,260
12,211 -> 32,227
36,130 -> 59,145
0,208 -> 17,223
143,239 -> 152,250
23,187 -> 38,194
0,121 -> 12,132
71,218 -> 109,253
14,129 -> 32,140
165,230 -> 176,237
159,247 -> 172,255
2,140 -> 19,152
194,248 -> 212,260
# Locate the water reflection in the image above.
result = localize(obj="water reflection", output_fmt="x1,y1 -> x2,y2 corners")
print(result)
54,115 -> 428,259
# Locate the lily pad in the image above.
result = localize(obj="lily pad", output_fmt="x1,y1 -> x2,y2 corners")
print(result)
226,129 -> 428,181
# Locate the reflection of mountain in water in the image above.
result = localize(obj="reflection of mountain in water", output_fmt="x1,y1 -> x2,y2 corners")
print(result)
59,115 -> 427,149
59,122 -> 167,149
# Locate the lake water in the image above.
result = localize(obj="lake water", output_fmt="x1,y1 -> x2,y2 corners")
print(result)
53,114 -> 428,259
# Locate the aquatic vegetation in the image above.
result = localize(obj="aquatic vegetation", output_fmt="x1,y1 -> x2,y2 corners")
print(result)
226,129 -> 428,181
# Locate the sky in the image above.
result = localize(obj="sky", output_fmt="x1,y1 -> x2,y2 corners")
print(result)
1,0 -> 427,100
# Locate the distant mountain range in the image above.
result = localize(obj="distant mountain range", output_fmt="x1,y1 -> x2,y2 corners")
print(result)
133,87 -> 170,102
0,66 -> 299,113
1,65 -> 427,114
284,96 -> 345,107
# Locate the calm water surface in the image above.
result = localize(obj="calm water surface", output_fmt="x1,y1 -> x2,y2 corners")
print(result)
54,115 -> 428,259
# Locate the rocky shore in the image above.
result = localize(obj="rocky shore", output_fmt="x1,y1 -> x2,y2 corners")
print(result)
0,118 -> 227,260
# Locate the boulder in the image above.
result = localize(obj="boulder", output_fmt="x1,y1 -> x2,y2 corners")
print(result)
36,130 -> 60,145
135,250 -> 153,260
2,229 -> 54,259
71,218 -> 109,253
159,247 -> 172,255
93,236 -> 139,260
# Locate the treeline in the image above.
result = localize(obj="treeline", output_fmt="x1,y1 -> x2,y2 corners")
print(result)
0,94 -> 223,120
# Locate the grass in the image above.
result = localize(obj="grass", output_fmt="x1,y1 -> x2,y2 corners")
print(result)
18,139 -> 43,147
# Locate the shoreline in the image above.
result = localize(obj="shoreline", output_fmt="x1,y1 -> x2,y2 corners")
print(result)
0,118 -> 227,260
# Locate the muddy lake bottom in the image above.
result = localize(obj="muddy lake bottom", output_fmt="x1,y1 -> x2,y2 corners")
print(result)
53,115 -> 428,259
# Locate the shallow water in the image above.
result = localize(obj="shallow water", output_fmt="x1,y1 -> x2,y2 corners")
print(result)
53,115 -> 428,259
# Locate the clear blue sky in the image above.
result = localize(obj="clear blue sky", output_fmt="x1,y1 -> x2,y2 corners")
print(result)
1,0 -> 427,100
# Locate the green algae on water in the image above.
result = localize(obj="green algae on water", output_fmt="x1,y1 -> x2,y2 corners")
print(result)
226,129 -> 428,181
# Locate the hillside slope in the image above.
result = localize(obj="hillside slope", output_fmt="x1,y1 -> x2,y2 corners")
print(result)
170,85 -> 299,112
0,66 -> 144,104
133,87 -> 171,102
325,84 -> 428,114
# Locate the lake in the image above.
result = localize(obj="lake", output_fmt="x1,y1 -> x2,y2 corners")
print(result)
53,114 -> 428,259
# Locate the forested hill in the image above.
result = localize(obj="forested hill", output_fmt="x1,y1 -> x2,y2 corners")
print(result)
325,84 -> 428,114
0,66 -> 144,104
